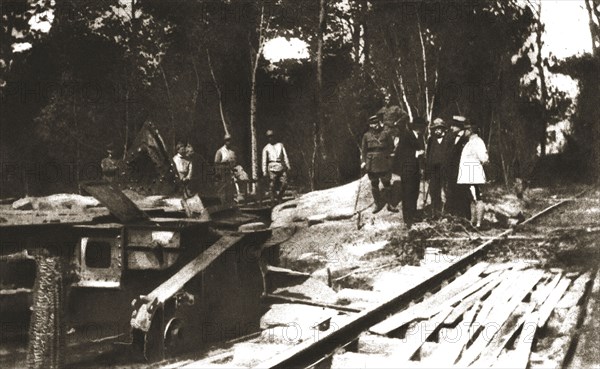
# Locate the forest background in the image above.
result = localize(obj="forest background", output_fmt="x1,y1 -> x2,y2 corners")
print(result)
1,0 -> 599,197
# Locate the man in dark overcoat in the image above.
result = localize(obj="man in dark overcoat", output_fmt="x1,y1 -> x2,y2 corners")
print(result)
444,116 -> 471,219
426,118 -> 448,218
393,117 -> 426,227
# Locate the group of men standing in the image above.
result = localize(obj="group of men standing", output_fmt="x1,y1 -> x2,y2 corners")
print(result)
362,95 -> 489,229
172,130 -> 290,205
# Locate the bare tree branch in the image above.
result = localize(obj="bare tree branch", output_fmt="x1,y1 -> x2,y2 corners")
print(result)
206,49 -> 230,136
417,15 -> 430,122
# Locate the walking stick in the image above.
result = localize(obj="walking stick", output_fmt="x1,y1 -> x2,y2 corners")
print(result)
354,169 -> 364,230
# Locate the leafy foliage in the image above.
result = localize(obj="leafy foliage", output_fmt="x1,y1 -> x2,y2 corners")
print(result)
1,0 -> 596,197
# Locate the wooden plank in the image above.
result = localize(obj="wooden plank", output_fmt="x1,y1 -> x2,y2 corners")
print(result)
390,307 -> 454,362
427,235 -> 548,241
337,289 -> 388,304
456,269 -> 544,367
555,272 -> 592,309
566,270 -> 600,369
471,270 -> 522,327
370,263 -> 488,335
357,334 -> 408,355
420,304 -> 479,367
474,272 -> 559,369
266,265 -> 310,277
147,234 -> 243,302
330,352 -> 398,369
490,312 -> 539,369
443,271 -> 506,325
79,180 -> 150,223
536,277 -> 572,329
265,294 -> 361,313
533,273 -> 563,305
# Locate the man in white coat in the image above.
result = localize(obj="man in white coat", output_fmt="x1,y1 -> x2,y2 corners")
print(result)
457,122 -> 489,228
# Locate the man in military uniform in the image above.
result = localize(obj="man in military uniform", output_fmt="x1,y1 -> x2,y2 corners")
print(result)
361,115 -> 396,214
377,94 -> 409,137
262,130 -> 290,204
100,146 -> 119,182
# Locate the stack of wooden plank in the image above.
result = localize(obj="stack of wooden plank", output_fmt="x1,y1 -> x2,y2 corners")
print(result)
335,262 -> 595,368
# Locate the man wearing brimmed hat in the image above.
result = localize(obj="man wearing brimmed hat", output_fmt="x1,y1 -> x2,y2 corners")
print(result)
101,144 -> 119,182
457,121 -> 488,228
444,115 -> 471,219
425,117 -> 447,218
262,129 -> 290,204
361,115 -> 395,214
392,117 -> 427,227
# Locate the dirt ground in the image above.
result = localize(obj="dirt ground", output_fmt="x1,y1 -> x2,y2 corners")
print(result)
272,180 -> 591,292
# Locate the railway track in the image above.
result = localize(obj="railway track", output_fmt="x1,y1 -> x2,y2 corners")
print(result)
151,187 -> 597,369
2,188 -> 596,369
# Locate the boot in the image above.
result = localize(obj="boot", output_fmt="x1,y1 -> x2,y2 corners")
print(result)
372,185 -> 384,213
475,200 -> 485,228
382,186 -> 398,212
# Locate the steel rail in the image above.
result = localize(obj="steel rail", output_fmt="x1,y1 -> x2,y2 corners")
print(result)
253,189 -> 591,369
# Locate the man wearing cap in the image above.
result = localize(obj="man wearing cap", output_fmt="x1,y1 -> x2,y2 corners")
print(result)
361,115 -> 395,213
457,122 -> 489,228
392,117 -> 426,227
377,94 -> 409,137
262,130 -> 290,204
101,145 -> 119,182
425,118 -> 447,218
444,116 -> 470,219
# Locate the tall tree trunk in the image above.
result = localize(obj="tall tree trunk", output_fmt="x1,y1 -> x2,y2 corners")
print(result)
124,0 -> 136,158
417,16 -> 430,122
361,0 -> 369,64
250,51 -> 260,191
190,55 -> 201,130
123,84 -> 129,159
584,0 -> 600,57
207,49 -> 230,136
383,27 -> 413,121
393,67 -> 413,121
249,5 -> 268,192
351,20 -> 361,65
159,65 -> 176,150
535,1 -> 548,156
312,0 -> 327,191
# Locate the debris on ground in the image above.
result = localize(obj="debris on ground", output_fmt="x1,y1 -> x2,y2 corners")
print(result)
11,194 -> 100,210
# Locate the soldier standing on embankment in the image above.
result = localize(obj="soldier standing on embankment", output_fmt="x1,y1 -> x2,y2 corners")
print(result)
361,115 -> 396,214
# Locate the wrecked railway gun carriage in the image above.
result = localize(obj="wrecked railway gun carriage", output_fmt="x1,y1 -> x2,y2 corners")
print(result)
0,181 -> 274,366
0,122 -> 280,367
